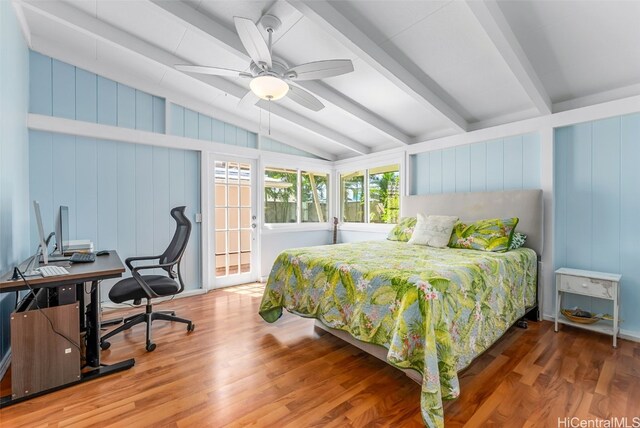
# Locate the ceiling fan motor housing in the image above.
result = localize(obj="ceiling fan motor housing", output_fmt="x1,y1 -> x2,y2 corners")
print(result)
250,57 -> 290,78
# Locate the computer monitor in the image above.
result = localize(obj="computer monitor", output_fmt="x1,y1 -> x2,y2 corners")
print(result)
24,200 -> 49,275
54,205 -> 69,256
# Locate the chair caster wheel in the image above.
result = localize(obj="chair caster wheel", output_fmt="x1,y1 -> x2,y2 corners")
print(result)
187,323 -> 195,333
100,341 -> 111,350
146,342 -> 156,352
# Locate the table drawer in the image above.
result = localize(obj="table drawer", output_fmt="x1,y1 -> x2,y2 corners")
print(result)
559,275 -> 614,299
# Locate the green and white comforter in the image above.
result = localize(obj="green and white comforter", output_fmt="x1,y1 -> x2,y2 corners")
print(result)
259,240 -> 537,427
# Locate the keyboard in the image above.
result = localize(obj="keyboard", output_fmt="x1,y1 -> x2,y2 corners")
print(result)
37,265 -> 70,277
70,252 -> 96,263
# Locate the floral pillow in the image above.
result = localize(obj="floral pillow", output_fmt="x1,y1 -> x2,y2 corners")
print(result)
509,232 -> 527,250
387,216 -> 417,242
448,217 -> 519,252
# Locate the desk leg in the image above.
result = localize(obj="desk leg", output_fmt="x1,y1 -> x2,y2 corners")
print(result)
85,280 -> 101,368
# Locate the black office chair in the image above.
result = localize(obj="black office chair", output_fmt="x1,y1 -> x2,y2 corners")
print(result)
101,206 -> 195,352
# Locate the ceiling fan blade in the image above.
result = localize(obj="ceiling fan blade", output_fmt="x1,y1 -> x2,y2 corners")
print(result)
286,59 -> 354,81
238,90 -> 260,108
286,86 -> 325,111
175,64 -> 249,78
234,17 -> 272,70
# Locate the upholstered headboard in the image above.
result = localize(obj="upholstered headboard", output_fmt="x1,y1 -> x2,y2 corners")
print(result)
402,189 -> 544,255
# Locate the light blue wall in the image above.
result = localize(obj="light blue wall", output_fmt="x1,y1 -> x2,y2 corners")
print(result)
30,51 -> 165,132
410,132 -> 540,194
554,113 -> 640,336
261,136 -> 320,159
170,103 -> 257,148
29,132 -> 202,293
0,0 -> 30,366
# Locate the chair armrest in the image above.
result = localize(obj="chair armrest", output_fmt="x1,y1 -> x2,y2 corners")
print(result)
129,261 -> 178,299
124,255 -> 162,270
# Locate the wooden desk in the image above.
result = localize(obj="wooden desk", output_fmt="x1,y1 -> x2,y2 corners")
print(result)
0,251 -> 135,407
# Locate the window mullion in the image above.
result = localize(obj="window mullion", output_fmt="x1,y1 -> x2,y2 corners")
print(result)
297,169 -> 302,224
364,169 -> 370,224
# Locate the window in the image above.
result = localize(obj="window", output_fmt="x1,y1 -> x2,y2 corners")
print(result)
264,167 -> 330,224
340,164 -> 400,224
301,171 -> 328,222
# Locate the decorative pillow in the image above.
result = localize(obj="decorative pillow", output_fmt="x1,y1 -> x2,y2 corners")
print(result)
509,232 -> 527,250
448,217 -> 519,252
408,214 -> 459,248
387,217 -> 417,242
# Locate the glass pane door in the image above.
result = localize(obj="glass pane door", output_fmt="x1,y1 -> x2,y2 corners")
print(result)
213,158 -> 257,287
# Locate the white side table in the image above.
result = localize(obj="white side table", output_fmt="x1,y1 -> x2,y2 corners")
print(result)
555,268 -> 621,348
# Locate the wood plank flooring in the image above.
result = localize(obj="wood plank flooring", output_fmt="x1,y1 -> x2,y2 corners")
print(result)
1,283 -> 639,427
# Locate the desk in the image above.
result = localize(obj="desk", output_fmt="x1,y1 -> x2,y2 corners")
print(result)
0,251 -> 135,407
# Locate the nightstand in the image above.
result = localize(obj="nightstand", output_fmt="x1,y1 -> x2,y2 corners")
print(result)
555,268 -> 621,348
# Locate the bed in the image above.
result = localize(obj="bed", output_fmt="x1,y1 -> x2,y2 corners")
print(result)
259,189 -> 543,427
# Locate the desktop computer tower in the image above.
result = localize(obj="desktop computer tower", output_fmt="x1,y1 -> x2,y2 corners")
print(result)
10,292 -> 81,399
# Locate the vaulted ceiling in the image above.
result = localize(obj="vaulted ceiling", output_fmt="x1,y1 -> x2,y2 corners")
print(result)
16,0 -> 640,160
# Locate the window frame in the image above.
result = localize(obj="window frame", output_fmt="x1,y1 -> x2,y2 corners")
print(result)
260,156 -> 333,232
336,154 -> 405,231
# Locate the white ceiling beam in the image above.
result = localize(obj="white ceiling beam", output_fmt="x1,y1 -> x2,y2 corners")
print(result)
465,0 -> 551,115
21,0 -> 369,156
11,0 -> 32,47
148,0 -> 412,146
288,0 -> 468,133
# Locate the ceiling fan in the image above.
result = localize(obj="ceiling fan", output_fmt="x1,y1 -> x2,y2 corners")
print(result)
175,14 -> 354,112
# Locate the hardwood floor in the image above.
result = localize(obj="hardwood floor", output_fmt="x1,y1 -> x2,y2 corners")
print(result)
1,283 -> 638,427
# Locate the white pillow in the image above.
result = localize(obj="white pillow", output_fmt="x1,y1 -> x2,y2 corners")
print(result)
408,214 -> 459,248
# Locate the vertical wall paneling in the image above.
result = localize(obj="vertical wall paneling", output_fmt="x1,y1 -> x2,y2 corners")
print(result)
152,147 -> 171,257
75,69 -> 97,123
591,118 -> 620,273
212,118 -> 225,143
29,51 -> 52,115
51,59 -> 75,119
554,113 -> 640,335
620,114 -> 640,331
97,76 -> 117,126
237,128 -> 248,147
454,145 -> 470,192
116,84 -> 136,129
410,132 -> 540,195
469,142 -> 487,192
116,142 -> 136,264
184,108 -> 198,139
248,132 -> 257,149
198,113 -> 212,141
135,90 -> 153,132
29,131 -> 54,247
428,151 -> 442,193
135,145 -> 154,256
441,148 -> 456,193
152,96 -> 165,133
75,137 -> 98,244
503,135 -> 523,189
565,123 -> 593,270
96,141 -> 118,250
522,133 -> 540,188
51,134 -> 77,239
485,139 -> 504,191
224,123 -> 237,145
170,104 -> 185,136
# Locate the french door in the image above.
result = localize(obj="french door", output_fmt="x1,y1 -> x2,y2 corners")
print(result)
210,156 -> 258,287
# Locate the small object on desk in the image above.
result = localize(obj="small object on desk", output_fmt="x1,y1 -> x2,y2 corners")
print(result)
96,250 -> 110,256
69,252 -> 96,263
37,265 -> 70,277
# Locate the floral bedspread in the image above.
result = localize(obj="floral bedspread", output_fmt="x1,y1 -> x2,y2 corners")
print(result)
259,241 -> 537,427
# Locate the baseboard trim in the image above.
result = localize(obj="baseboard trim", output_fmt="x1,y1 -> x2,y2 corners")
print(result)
101,289 -> 207,313
542,313 -> 640,343
0,349 -> 11,380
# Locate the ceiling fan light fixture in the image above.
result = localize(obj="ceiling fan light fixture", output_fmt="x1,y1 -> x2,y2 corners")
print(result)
250,75 -> 289,101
